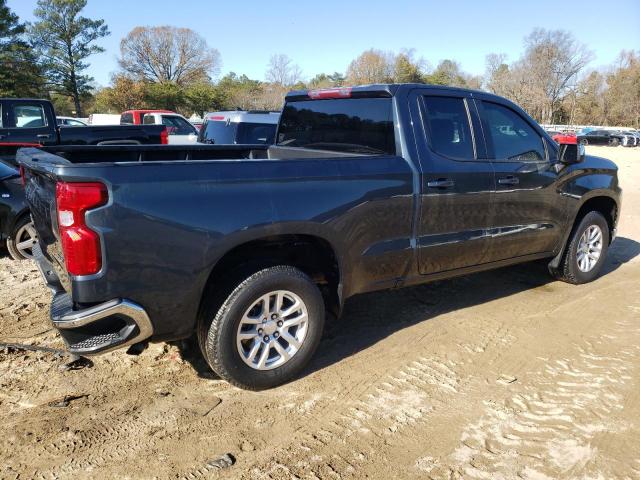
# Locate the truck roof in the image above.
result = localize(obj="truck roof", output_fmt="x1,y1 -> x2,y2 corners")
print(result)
204,111 -> 280,124
285,83 -> 488,101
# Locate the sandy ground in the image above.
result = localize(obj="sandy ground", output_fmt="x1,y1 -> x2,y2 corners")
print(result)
1,145 -> 639,480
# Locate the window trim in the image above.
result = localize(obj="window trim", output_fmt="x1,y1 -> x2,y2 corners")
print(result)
418,94 -> 479,162
477,99 -> 548,163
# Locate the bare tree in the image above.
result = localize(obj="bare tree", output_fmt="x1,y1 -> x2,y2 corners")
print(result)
346,49 -> 393,85
118,26 -> 221,86
522,29 -> 593,123
265,54 -> 302,86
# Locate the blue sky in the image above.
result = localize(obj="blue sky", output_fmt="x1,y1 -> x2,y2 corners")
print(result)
8,0 -> 640,87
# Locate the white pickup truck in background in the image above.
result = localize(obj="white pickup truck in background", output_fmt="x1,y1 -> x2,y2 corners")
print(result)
142,112 -> 199,144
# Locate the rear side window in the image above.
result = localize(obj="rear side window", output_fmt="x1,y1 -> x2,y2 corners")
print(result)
422,96 -> 474,160
482,101 -> 545,162
12,104 -> 47,128
277,98 -> 395,155
143,115 -> 156,125
120,113 -> 134,125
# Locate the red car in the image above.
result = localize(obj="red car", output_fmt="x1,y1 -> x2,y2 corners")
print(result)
551,132 -> 577,144
120,109 -> 174,125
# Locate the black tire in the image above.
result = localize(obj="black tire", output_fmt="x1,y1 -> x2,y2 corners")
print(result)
6,216 -> 36,260
198,266 -> 325,390
580,138 -> 588,146
610,138 -> 620,147
553,211 -> 610,284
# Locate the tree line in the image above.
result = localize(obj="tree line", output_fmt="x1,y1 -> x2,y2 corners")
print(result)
1,0 -> 638,127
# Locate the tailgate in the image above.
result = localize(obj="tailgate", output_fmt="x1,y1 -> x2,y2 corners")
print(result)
17,148 -> 71,289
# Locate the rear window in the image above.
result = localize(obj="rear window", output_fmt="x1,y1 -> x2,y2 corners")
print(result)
277,98 -> 395,155
200,120 -> 237,144
236,123 -> 277,144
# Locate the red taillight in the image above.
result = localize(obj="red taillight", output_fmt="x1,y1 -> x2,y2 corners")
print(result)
19,166 -> 26,187
160,127 -> 169,144
209,115 -> 225,120
55,182 -> 108,276
308,87 -> 352,99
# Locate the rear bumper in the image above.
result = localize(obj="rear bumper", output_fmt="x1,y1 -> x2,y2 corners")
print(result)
34,243 -> 153,355
51,292 -> 153,355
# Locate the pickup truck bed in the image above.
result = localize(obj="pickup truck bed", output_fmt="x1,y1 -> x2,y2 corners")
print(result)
20,84 -> 621,390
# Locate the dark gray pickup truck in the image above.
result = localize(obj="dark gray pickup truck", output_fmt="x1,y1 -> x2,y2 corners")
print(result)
19,84 -> 621,389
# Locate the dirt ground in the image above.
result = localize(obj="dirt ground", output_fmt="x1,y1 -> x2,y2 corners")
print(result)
1,146 -> 639,480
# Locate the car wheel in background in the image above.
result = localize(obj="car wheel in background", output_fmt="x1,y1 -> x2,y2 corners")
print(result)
6,216 -> 37,260
580,138 -> 588,146
198,266 -> 325,390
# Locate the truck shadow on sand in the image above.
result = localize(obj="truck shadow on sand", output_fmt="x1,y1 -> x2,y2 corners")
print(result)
179,236 -> 640,382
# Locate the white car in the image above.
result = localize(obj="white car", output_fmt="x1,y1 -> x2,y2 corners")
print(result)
56,116 -> 87,127
142,112 -> 199,144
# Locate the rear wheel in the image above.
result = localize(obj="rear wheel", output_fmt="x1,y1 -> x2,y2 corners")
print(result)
6,216 -> 37,260
553,211 -> 609,284
580,138 -> 588,146
198,266 -> 325,390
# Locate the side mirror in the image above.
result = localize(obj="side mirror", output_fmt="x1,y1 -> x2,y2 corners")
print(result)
559,142 -> 585,164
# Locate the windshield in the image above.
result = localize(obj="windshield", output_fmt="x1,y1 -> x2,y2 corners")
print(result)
276,97 -> 395,155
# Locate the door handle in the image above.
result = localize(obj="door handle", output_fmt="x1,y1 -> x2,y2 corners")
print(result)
498,176 -> 519,185
37,134 -> 51,139
427,178 -> 455,189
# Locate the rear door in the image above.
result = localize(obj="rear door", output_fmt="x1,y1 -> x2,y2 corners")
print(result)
477,99 -> 564,261
411,89 -> 495,275
3,100 -> 57,146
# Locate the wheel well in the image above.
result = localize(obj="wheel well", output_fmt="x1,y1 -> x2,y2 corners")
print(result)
9,209 -> 31,237
200,235 -> 341,319
575,196 -> 617,243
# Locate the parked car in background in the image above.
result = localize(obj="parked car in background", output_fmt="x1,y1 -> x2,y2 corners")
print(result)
199,111 -> 280,145
56,116 -> 88,127
577,129 -> 625,146
88,113 -> 121,125
142,112 -> 199,144
612,130 -> 637,147
20,84 -> 621,389
120,109 -> 173,125
551,132 -> 577,144
0,159 -> 33,259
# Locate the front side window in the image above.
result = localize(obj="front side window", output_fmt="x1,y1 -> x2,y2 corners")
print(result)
277,97 -> 395,155
482,101 -> 545,162
422,96 -> 474,160
12,104 -> 47,128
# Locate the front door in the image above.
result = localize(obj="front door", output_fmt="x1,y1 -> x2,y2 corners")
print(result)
411,90 -> 495,275
5,100 -> 57,146
476,99 -> 564,261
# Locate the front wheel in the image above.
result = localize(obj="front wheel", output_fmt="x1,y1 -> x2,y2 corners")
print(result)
198,266 -> 325,390
553,211 -> 610,284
